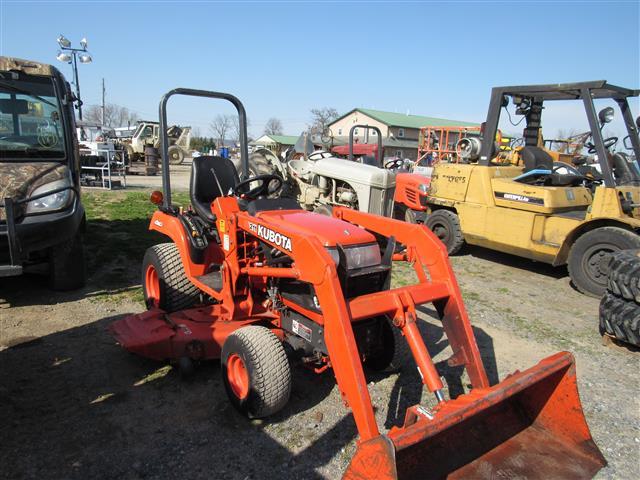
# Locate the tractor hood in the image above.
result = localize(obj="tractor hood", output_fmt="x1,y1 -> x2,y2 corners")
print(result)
310,157 -> 395,189
0,162 -> 69,220
256,210 -> 376,247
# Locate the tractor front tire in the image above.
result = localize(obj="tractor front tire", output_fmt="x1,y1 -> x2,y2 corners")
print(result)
49,232 -> 86,291
568,227 -> 640,297
365,317 -> 408,372
221,326 -> 292,418
607,249 -> 640,303
394,204 -> 417,224
142,243 -> 200,312
168,146 -> 185,165
425,209 -> 465,255
599,292 -> 640,347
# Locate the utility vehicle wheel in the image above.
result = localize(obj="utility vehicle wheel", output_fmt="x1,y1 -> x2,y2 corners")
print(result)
607,249 -> 640,303
142,243 -> 200,312
313,204 -> 333,217
425,209 -> 464,255
599,292 -> 640,347
365,317 -> 408,372
50,232 -> 86,291
568,227 -> 640,297
168,146 -> 184,165
221,326 -> 292,418
394,205 -> 417,224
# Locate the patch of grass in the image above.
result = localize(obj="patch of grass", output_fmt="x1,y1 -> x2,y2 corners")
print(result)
497,287 -> 510,294
82,189 -> 190,289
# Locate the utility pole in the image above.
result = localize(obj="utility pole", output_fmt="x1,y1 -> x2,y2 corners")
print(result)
101,78 -> 106,125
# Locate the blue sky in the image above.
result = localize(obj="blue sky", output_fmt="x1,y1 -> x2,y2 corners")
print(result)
1,0 -> 638,138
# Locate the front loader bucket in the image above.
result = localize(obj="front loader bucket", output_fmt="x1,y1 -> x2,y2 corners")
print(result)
344,352 -> 606,480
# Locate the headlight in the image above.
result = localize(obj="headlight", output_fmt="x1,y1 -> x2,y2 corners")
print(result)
342,244 -> 381,270
418,183 -> 429,193
26,179 -> 74,214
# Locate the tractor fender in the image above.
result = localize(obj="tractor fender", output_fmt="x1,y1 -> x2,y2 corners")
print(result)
148,211 -> 210,278
553,217 -> 639,266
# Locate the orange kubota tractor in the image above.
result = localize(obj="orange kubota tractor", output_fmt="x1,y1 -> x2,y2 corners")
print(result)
111,89 -> 606,479
331,125 -> 431,223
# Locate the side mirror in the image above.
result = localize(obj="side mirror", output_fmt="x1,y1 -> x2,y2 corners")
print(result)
598,106 -> 614,124
636,115 -> 640,129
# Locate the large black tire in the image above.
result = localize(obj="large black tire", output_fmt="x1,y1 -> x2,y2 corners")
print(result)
249,151 -> 278,176
568,227 -> 640,297
49,232 -> 86,291
364,317 -> 408,372
221,326 -> 292,418
142,243 -> 200,312
167,146 -> 184,165
425,209 -> 465,255
599,292 -> 640,347
607,249 -> 640,303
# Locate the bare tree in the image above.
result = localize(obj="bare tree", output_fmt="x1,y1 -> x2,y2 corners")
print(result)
210,114 -> 234,146
264,117 -> 283,136
230,116 -> 251,143
309,107 -> 339,135
84,103 -> 138,127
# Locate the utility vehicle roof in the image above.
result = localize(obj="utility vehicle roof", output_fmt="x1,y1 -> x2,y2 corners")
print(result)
492,81 -> 639,101
0,56 -> 58,77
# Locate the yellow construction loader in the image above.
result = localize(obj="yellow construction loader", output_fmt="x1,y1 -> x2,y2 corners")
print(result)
426,81 -> 640,296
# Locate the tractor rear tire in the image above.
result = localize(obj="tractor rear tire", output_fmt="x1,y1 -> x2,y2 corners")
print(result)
607,249 -> 640,303
313,204 -> 333,217
599,292 -> 640,347
365,317 -> 408,372
142,243 -> 200,312
49,232 -> 86,291
221,326 -> 292,418
568,227 -> 640,297
425,209 -> 465,255
168,146 -> 184,165
249,151 -> 278,176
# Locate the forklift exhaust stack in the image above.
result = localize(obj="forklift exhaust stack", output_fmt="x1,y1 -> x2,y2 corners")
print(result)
344,352 -> 606,480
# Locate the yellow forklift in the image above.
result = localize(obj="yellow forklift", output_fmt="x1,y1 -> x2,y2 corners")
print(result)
426,81 -> 640,296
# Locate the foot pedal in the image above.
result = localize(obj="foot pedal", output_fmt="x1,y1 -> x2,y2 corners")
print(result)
196,271 -> 223,292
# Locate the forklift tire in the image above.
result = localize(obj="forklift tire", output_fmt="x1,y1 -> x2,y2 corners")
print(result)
599,292 -> 640,347
607,249 -> 640,303
142,243 -> 200,312
568,227 -> 640,297
168,146 -> 184,165
365,317 -> 408,372
221,326 -> 292,418
425,209 -> 464,255
49,233 -> 86,291
313,204 -> 333,217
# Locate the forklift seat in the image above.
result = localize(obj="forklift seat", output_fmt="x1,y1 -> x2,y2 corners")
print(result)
190,156 -> 239,223
520,146 -> 554,172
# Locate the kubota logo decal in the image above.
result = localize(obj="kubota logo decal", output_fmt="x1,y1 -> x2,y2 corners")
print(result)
248,222 -> 292,251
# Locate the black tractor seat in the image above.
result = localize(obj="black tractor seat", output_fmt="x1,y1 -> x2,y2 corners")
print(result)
190,156 -> 239,223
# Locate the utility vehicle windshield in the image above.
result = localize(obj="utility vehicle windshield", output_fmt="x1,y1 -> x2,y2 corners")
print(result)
0,73 -> 66,160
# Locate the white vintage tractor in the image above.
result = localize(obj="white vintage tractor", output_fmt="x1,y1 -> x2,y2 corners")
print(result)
249,132 -> 396,216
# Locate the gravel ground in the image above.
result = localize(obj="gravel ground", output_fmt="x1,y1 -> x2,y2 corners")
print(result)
1,220 -> 638,479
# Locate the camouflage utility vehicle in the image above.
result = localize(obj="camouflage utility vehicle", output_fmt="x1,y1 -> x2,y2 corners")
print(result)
0,57 -> 86,290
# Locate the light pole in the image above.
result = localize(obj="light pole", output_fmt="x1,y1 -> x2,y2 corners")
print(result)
56,34 -> 92,120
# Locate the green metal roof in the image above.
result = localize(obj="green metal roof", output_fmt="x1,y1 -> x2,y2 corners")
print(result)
333,108 -> 478,129
264,135 -> 299,145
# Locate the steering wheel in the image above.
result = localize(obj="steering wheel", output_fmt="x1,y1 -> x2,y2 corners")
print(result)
232,174 -> 283,200
384,158 -> 404,169
586,137 -> 618,153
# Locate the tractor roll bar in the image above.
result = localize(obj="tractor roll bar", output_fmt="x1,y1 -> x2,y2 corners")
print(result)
349,124 -> 382,166
159,88 -> 249,208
